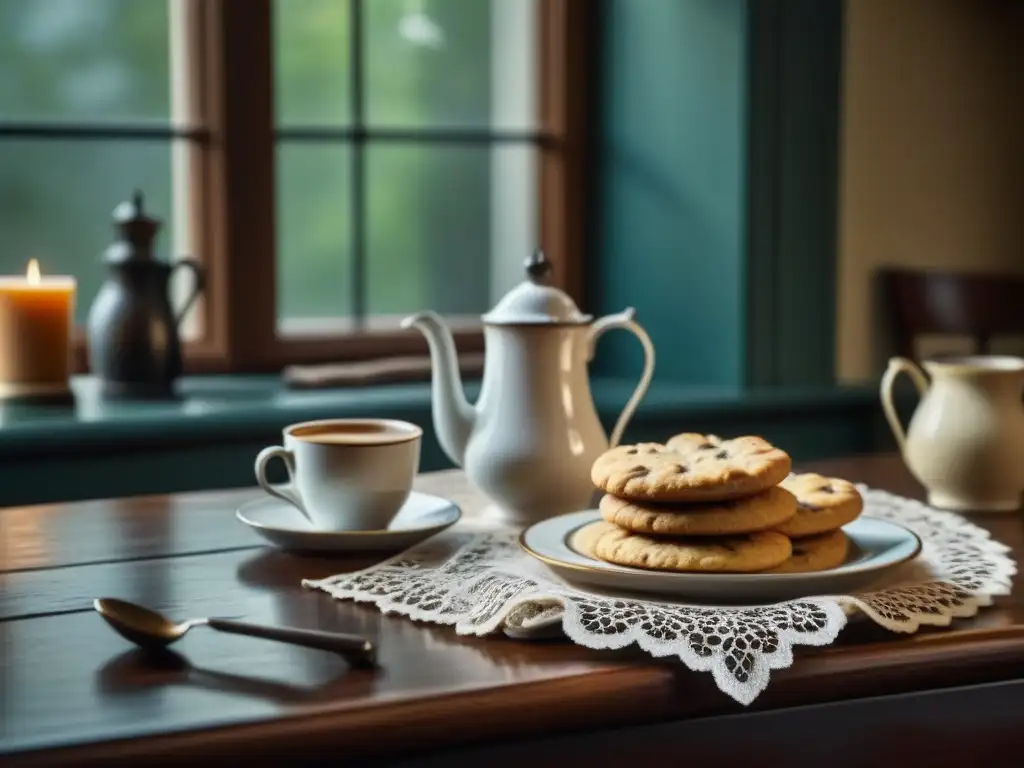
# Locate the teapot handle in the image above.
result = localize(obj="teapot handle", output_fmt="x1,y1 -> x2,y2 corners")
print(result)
587,308 -> 656,448
880,356 -> 929,455
170,257 -> 206,328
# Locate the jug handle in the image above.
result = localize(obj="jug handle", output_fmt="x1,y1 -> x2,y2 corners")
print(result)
586,308 -> 656,448
170,256 -> 206,327
880,356 -> 929,455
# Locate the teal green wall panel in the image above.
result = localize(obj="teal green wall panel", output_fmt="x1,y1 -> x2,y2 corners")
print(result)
0,435 -> 456,508
0,413 -> 880,506
593,0 -> 747,385
595,0 -> 843,387
745,0 -> 843,386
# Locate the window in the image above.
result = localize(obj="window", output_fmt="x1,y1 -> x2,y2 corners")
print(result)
0,0 -> 589,373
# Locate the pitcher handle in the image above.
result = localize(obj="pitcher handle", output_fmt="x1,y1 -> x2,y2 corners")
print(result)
880,356 -> 929,455
587,308 -> 656,448
170,256 -> 206,328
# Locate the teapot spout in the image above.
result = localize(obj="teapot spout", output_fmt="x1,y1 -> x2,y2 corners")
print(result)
401,311 -> 475,467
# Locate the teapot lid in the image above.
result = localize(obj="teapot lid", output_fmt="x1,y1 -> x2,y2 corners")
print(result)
482,251 -> 592,325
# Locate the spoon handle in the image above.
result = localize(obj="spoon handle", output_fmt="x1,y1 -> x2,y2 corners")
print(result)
206,619 -> 376,667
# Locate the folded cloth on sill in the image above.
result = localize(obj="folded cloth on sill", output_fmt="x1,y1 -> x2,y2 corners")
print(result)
283,353 -> 485,389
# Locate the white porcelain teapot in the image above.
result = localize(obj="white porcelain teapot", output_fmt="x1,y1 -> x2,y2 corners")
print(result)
402,251 -> 655,526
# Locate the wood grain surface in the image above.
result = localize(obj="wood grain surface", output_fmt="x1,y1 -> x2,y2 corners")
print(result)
2,458 -> 1023,767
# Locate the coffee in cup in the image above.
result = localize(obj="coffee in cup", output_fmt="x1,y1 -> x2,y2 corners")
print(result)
254,418 -> 422,531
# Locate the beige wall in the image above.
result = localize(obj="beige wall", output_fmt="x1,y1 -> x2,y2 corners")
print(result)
836,0 -> 1024,382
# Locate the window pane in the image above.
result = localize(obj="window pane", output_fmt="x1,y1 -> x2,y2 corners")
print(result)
0,139 -> 174,324
366,0 -> 536,129
274,0 -> 349,128
0,0 -> 171,123
367,144 -> 536,318
276,143 -> 352,331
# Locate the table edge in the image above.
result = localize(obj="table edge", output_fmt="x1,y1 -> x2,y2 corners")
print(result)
8,625 -> 1024,767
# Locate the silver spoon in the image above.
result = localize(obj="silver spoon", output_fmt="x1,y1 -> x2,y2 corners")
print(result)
94,598 -> 376,668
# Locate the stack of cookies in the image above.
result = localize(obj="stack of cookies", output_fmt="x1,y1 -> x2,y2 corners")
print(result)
580,433 -> 864,574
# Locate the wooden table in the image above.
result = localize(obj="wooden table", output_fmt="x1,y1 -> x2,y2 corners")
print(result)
3,455 -> 1023,767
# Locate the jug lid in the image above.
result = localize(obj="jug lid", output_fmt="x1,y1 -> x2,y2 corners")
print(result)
104,189 -> 162,264
482,251 -> 592,325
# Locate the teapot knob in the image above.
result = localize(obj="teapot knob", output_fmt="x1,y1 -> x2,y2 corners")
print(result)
525,249 -> 553,285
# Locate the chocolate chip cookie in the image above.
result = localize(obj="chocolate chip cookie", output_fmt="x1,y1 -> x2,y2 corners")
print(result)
767,529 -> 850,573
591,434 -> 792,502
571,521 -> 792,573
599,486 -> 797,536
773,473 -> 863,538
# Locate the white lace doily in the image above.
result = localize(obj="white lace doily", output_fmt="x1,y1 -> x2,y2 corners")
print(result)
304,486 -> 1016,705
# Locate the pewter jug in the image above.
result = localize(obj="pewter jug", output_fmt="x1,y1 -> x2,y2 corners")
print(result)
87,191 -> 205,399
403,251 -> 656,526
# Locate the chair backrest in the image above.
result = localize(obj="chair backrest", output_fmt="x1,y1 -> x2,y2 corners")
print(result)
879,268 -> 1024,359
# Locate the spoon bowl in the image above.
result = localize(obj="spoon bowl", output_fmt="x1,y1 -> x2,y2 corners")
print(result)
94,598 -> 203,649
93,597 -> 376,667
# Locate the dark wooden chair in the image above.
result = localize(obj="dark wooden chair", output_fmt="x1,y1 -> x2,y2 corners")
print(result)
879,268 -> 1024,359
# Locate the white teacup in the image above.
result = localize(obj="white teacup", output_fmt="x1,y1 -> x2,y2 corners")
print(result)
254,418 -> 422,531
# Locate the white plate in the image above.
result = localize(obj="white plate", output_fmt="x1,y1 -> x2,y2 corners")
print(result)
520,510 -> 922,603
237,491 -> 460,554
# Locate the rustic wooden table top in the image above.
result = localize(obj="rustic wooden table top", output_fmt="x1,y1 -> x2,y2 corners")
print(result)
2,455 -> 1023,767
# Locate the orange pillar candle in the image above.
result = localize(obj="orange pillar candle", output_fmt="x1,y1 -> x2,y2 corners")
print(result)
0,259 -> 76,400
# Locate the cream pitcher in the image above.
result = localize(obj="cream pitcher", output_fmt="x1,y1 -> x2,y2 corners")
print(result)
880,355 -> 1024,512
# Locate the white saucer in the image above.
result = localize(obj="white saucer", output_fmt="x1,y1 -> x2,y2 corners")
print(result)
520,511 -> 922,603
237,491 -> 461,554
